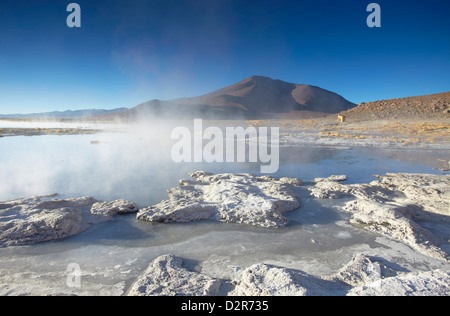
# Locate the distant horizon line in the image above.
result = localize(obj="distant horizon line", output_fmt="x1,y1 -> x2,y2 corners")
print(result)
1,74 -> 449,116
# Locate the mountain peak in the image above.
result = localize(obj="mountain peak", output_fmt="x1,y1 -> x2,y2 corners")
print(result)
126,76 -> 357,119
245,75 -> 272,81
242,75 -> 288,85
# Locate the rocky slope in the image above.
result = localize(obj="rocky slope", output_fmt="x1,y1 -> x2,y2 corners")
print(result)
339,91 -> 450,121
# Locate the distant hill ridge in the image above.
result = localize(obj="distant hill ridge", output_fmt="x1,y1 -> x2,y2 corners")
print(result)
0,108 -> 127,120
339,91 -> 450,121
0,76 -> 357,120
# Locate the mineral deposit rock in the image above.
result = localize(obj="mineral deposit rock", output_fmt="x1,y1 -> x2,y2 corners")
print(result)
229,263 -> 341,296
230,254 -> 391,296
90,199 -> 139,218
0,196 -> 138,247
348,270 -> 450,296
127,253 -> 449,296
127,255 -> 222,296
230,253 -> 449,296
137,172 -> 302,228
308,173 -> 450,261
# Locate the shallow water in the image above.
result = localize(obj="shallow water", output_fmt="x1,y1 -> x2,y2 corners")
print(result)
0,196 -> 383,295
0,131 -> 444,206
0,129 -> 448,295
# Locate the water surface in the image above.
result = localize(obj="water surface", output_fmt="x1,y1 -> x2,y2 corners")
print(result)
0,129 -> 448,295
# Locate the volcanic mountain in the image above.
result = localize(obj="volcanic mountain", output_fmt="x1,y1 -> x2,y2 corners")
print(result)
120,76 -> 357,120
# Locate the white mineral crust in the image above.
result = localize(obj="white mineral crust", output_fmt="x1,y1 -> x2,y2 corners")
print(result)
0,196 -> 138,247
137,172 -> 302,228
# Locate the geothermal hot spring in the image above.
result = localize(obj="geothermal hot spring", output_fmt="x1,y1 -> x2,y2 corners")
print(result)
0,121 -> 448,295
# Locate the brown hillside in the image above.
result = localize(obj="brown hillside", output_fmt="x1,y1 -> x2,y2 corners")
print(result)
339,91 -> 450,122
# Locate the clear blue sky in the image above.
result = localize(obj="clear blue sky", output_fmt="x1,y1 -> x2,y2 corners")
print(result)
0,0 -> 449,114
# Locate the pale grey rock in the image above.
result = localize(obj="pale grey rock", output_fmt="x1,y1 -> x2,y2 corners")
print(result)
348,270 -> 450,296
230,254 -> 394,296
137,172 -> 302,228
308,178 -> 392,200
332,253 -> 396,286
309,173 -> 450,261
309,181 -> 351,199
127,255 -> 222,296
91,199 -> 139,218
231,253 -> 449,296
229,263 -> 344,296
0,196 -> 138,247
376,173 -> 450,217
345,200 -> 449,261
127,254 -> 449,296
312,175 -> 348,183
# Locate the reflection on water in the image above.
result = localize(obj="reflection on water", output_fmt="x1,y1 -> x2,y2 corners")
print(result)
0,130 -> 447,295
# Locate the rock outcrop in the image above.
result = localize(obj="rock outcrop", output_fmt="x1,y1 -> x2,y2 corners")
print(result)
136,171 -> 449,261
0,196 -> 138,247
127,254 -> 449,296
230,253 -> 396,296
90,199 -> 139,218
127,255 -> 222,296
348,269 -> 450,296
308,173 -> 450,261
230,263 -> 345,296
231,257 -> 449,296
137,172 -> 302,228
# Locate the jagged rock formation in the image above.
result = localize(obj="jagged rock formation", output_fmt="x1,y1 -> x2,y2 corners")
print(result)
127,254 -> 450,296
127,255 -> 222,296
347,269 -> 450,296
137,172 -> 302,228
0,196 -> 138,247
2,172 -> 449,296
308,173 -> 450,261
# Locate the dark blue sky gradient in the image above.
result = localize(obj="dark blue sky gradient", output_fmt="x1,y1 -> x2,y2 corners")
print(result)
0,0 -> 449,113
